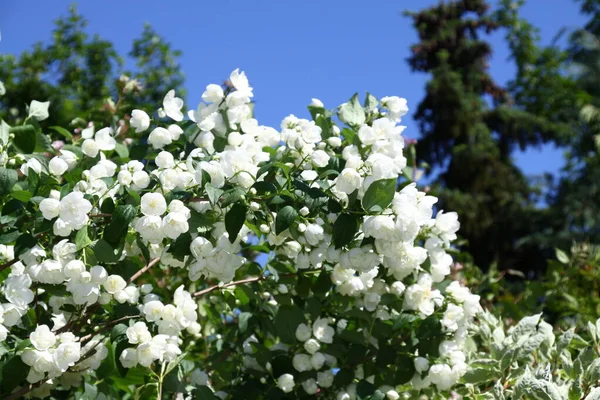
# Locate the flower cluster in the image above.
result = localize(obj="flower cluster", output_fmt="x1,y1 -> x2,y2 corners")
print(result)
22,325 -> 82,383
0,68 -> 488,399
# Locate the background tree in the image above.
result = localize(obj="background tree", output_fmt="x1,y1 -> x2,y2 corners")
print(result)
0,5 -> 185,133
406,0 -> 571,275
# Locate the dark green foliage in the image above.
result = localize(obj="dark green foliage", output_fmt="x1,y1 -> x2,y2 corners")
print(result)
406,0 -> 571,274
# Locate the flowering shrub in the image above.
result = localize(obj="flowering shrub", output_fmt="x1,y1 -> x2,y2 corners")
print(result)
0,69 -> 490,399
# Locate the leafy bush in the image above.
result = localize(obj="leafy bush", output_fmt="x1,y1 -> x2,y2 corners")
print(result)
0,71 -> 486,399
0,70 -> 598,400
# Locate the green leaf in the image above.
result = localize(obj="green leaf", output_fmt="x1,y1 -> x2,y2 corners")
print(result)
221,188 -> 246,207
364,92 -> 379,112
239,312 -> 253,333
10,124 -> 36,153
275,305 -> 306,343
76,226 -> 92,251
136,235 -> 150,263
49,125 -> 73,141
14,233 -> 37,257
356,380 -> 375,399
225,203 -> 247,243
91,239 -> 120,263
104,205 -> 137,245
192,386 -> 218,400
416,315 -> 443,357
10,190 -> 32,203
205,183 -> 224,205
275,205 -> 298,235
338,93 -> 366,127
462,366 -> 500,384
332,213 -> 358,249
114,142 -> 129,159
168,232 -> 192,261
1,355 -> 29,392
0,167 -> 18,196
362,178 -> 396,213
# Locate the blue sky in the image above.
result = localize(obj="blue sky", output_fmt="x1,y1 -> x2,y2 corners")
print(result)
0,0 -> 586,178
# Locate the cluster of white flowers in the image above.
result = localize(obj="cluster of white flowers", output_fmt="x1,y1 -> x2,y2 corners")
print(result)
0,246 -> 34,340
39,192 -> 93,237
0,68 -> 487,398
135,193 -> 191,242
188,226 -> 247,282
22,325 -> 82,383
119,286 -> 200,368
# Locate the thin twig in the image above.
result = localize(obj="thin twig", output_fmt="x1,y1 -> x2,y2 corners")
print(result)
89,213 -> 112,218
0,257 -> 18,273
80,314 -> 140,343
129,257 -> 161,283
193,273 -> 294,297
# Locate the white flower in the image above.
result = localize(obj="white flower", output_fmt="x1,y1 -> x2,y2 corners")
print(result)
30,325 -> 57,351
317,370 -> 334,388
119,347 -> 138,368
82,139 -> 100,158
202,84 -> 224,103
28,100 -> 50,121
95,128 -> 116,151
336,168 -> 362,194
295,323 -> 312,342
168,124 -> 183,141
130,110 -> 151,133
59,192 -> 92,229
304,338 -> 321,354
126,321 -> 152,344
304,223 -> 324,246
311,150 -> 330,167
141,193 -> 167,216
310,98 -> 324,108
20,158 -> 43,176
155,151 -> 175,169
162,211 -> 189,239
312,318 -> 334,343
104,275 -> 127,294
381,96 -> 408,120
143,300 -> 165,322
428,363 -> 457,391
148,127 -> 173,149
414,357 -> 429,373
403,274 -> 443,316
48,157 -> 68,176
277,373 -> 295,393
293,354 -> 312,372
163,90 -> 184,121
386,390 -> 400,400
54,341 -> 81,371
435,211 -> 460,241
229,69 -> 253,98
39,198 -> 60,220
310,352 -> 325,369
441,304 -> 464,332
302,378 -> 318,395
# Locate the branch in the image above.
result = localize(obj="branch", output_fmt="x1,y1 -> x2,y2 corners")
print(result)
194,276 -> 267,297
80,314 -> 140,343
89,213 -> 112,218
128,257 -> 161,283
0,257 -> 18,273
193,273 -> 294,297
